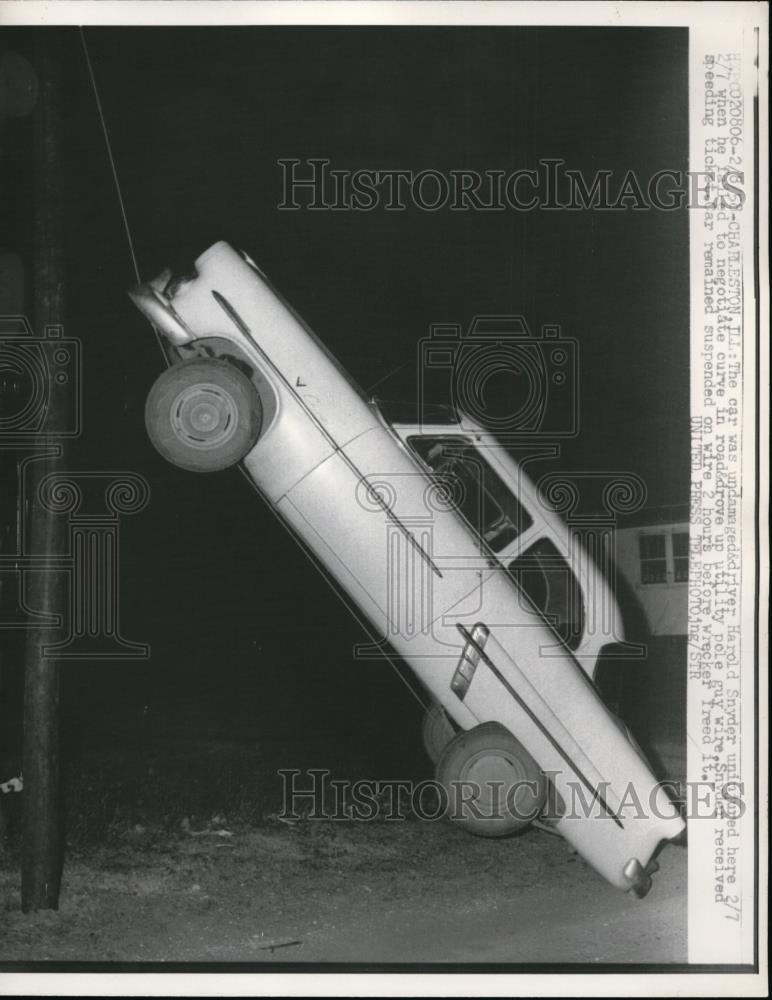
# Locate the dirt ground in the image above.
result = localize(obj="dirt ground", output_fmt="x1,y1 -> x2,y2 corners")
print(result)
0,813 -> 686,966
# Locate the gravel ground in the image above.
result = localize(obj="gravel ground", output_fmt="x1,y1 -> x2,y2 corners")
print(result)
0,813 -> 686,966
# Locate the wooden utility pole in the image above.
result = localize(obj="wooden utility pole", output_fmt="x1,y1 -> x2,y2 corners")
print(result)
21,30 -> 67,912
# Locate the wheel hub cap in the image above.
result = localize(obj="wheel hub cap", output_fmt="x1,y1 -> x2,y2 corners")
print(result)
171,384 -> 238,449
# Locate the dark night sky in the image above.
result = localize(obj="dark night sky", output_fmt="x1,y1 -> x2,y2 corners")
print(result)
2,26 -> 689,765
65,26 -> 689,487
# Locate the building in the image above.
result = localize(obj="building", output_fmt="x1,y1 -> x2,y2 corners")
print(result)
614,505 -> 690,637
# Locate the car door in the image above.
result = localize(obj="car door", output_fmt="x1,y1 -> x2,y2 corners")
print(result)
402,431 -> 623,675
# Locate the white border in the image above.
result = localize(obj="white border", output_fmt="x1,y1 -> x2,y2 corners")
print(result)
0,970 -> 769,997
686,12 -> 765,969
0,0 -> 760,29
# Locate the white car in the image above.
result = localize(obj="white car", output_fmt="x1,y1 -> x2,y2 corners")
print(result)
130,240 -> 684,896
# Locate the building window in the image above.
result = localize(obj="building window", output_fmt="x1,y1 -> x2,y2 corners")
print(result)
639,534 -> 667,584
672,531 -> 690,582
638,530 -> 689,584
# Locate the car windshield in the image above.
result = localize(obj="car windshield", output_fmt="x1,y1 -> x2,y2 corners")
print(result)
374,399 -> 459,427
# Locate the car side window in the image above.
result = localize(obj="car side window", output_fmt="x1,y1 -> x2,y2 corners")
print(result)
507,538 -> 585,650
407,436 -> 532,552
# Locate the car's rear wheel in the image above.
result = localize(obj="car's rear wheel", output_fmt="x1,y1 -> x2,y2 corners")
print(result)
421,702 -> 457,763
145,359 -> 262,472
436,722 -> 547,838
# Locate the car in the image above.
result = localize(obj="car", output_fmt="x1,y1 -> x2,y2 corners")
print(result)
130,240 -> 685,896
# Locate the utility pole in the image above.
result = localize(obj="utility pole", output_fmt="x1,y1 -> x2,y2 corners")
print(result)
0,39 -> 38,862
21,30 -> 67,912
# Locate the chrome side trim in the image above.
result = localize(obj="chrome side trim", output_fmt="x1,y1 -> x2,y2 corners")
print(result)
451,623 -> 489,700
456,622 -> 624,830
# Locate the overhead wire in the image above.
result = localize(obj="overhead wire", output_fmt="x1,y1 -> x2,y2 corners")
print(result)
77,28 -> 432,721
79,27 -> 167,360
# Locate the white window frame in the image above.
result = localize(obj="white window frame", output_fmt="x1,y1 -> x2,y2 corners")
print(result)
637,528 -> 689,587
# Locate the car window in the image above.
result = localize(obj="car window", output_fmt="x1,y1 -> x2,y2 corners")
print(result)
507,538 -> 585,650
407,436 -> 532,552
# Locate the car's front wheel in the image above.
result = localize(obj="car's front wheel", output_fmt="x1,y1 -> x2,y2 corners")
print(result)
145,359 -> 262,472
436,722 -> 547,838
421,702 -> 457,763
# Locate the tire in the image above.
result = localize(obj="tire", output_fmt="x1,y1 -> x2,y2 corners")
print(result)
145,359 -> 262,472
436,722 -> 547,838
421,702 -> 456,764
